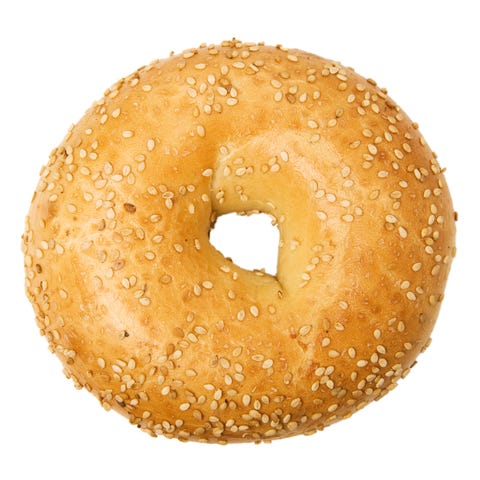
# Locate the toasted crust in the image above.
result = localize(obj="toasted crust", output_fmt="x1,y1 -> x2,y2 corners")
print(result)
23,39 -> 456,443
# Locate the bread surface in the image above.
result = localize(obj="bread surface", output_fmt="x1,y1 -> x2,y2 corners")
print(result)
23,39 -> 456,443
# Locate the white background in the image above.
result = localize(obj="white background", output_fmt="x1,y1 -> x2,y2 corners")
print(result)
1,0 -> 478,478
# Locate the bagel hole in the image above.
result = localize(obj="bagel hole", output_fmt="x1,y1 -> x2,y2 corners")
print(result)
209,212 -> 279,276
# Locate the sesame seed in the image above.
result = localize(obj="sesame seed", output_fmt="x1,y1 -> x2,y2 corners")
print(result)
377,345 -> 387,355
326,193 -> 336,202
252,354 -> 264,363
299,325 -> 312,336
307,120 -> 319,129
219,358 -> 230,369
263,359 -> 273,369
291,398 -> 302,408
287,54 -> 298,62
327,404 -> 338,413
122,130 -> 133,138
123,203 -> 136,213
202,168 -> 213,177
161,386 -> 171,395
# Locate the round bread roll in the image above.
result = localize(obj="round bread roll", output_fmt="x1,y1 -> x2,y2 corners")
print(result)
23,39 -> 456,443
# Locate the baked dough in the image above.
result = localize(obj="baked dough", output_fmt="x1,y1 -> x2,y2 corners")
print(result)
23,39 -> 456,443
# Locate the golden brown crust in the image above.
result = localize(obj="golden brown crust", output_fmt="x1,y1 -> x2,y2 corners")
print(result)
23,39 -> 456,443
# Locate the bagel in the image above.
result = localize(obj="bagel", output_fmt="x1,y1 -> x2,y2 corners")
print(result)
23,39 -> 456,443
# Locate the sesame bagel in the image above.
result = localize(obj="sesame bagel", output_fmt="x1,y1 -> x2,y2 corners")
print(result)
23,39 -> 456,443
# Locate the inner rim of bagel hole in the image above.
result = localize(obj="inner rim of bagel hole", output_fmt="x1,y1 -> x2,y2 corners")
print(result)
209,212 -> 279,276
